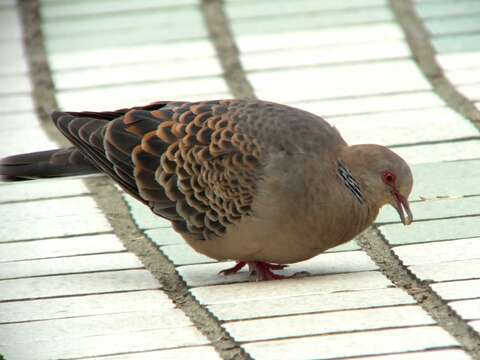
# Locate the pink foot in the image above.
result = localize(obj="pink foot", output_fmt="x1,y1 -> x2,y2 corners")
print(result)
248,262 -> 288,281
219,261 -> 288,281
218,261 -> 247,275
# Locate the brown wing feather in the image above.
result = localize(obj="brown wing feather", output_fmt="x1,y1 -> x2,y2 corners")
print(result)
53,112 -> 144,202
134,101 -> 262,240
51,100 -> 262,241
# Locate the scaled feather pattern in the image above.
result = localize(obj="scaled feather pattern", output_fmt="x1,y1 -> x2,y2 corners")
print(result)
0,100 -> 414,280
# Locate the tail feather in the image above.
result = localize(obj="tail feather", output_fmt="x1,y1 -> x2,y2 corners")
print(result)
0,147 -> 100,181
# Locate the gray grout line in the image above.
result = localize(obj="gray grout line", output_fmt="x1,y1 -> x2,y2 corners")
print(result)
18,1 -> 68,147
389,0 -> 480,127
357,227 -> 480,359
18,2 -> 248,360
200,0 -> 256,99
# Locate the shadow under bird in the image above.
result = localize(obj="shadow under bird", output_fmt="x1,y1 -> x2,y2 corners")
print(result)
0,100 -> 413,280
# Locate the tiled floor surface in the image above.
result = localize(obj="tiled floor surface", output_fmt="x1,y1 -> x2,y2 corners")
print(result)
1,0 -> 479,359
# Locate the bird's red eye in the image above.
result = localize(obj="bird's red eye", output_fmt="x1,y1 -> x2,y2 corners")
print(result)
383,171 -> 395,184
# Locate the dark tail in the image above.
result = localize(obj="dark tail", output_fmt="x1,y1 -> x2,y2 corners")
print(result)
0,147 -> 100,181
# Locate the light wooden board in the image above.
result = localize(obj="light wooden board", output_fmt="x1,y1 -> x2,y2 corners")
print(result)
0,252 -> 143,279
243,326 -> 457,360
0,269 -> 160,301
0,290 -> 173,323
0,234 -> 124,262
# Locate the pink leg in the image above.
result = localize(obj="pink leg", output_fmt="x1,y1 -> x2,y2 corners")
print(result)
248,261 -> 288,281
218,261 -> 247,275
219,261 -> 290,281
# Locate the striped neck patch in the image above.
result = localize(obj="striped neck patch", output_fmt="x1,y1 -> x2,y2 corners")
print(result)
337,161 -> 364,204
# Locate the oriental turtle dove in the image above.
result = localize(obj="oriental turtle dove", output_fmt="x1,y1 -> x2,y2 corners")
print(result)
0,100 -> 413,280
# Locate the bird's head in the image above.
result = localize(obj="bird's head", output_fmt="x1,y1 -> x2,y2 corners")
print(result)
341,144 -> 413,225
379,164 -> 413,225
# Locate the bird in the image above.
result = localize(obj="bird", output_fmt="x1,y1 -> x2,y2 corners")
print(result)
0,99 -> 413,280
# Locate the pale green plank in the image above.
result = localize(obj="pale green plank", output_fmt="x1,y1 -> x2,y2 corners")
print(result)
43,6 -> 202,37
410,159 -> 480,201
328,241 -> 361,252
231,7 -> 394,36
56,77 -> 228,110
237,23 -> 404,53
161,244 -> 214,266
226,0 -> 385,19
329,107 -> 477,147
41,0 -> 196,19
0,197 -> 112,242
52,58 -> 222,90
48,40 -> 216,71
417,0 -> 480,18
45,28 -> 207,54
295,92 -> 444,118
434,33 -> 480,54
123,195 -> 171,230
145,227 -> 183,246
243,41 -> 410,73
426,15 -> 480,36
379,216 -> 480,246
251,60 -> 431,103
42,4 -> 207,54
0,178 -> 89,203
394,139 -> 480,165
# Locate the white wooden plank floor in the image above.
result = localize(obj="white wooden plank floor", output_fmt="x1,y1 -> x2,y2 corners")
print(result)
1,0 -> 480,359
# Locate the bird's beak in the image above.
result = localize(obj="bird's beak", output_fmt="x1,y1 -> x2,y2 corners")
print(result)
391,191 -> 413,225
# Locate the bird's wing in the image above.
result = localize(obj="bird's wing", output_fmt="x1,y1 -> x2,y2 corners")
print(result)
52,100 -> 262,241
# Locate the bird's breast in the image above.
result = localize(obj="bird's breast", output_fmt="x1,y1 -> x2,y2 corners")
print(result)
184,155 -> 372,264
